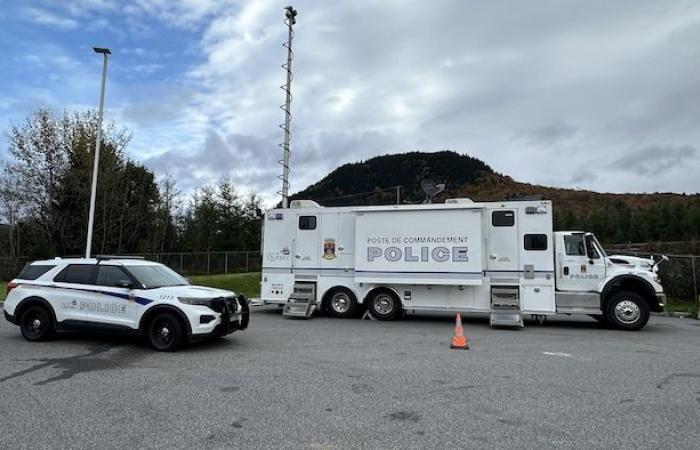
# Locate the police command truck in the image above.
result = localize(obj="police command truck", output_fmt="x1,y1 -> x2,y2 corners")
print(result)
262,198 -> 666,329
3,256 -> 249,351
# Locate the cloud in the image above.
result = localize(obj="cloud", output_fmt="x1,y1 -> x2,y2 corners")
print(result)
515,121 -> 578,146
5,0 -> 700,203
611,145 -> 697,176
22,7 -> 79,30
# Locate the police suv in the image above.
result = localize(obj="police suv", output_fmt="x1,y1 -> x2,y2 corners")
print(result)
3,256 -> 249,351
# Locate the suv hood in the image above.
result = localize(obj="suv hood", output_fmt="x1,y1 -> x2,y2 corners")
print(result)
149,285 -> 237,298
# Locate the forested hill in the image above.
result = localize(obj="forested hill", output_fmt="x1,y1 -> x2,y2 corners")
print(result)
290,151 -> 700,245
290,151 -> 494,205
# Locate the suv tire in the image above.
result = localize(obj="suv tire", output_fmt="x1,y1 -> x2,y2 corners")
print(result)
147,312 -> 186,351
19,305 -> 56,341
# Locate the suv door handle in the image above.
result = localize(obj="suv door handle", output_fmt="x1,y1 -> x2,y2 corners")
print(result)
563,266 -> 569,276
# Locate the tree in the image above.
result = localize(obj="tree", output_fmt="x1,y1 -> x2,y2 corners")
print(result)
2,109 -> 160,257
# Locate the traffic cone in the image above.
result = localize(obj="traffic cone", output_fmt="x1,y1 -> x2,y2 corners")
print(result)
450,313 -> 469,349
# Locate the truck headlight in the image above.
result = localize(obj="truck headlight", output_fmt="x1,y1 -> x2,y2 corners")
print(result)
178,297 -> 212,306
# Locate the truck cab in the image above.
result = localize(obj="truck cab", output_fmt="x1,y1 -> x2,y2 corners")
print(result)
553,231 -> 665,330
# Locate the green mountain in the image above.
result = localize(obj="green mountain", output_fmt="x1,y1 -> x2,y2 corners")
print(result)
289,151 -> 700,247
290,151 -> 494,206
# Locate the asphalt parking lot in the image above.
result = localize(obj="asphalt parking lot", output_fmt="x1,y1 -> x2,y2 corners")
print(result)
1,307 -> 699,450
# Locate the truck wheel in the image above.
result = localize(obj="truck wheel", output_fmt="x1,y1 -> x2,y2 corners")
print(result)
147,312 -> 185,351
367,290 -> 401,321
324,288 -> 357,318
604,291 -> 650,331
19,305 -> 56,341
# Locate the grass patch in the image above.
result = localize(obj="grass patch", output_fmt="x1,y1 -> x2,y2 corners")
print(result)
0,282 -> 5,301
664,297 -> 699,317
190,272 -> 261,298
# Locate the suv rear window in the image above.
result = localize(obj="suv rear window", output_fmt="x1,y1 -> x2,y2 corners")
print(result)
17,264 -> 55,280
54,265 -> 96,284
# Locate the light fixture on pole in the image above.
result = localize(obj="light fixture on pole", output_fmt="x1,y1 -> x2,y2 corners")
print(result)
85,46 -> 111,258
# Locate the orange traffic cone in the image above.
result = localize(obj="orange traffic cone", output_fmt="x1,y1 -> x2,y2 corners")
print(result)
450,313 -> 469,349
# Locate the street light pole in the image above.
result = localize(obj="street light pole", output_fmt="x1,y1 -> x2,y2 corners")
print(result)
85,47 -> 111,259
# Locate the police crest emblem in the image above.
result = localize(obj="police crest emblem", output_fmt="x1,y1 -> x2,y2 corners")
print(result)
323,239 -> 337,260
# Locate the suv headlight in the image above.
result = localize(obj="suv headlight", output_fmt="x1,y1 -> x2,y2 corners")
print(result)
178,297 -> 212,306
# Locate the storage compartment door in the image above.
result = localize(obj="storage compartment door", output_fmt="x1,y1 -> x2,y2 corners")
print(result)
521,285 -> 555,313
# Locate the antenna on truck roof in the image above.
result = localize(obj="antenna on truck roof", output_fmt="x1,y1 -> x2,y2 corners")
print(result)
278,6 -> 298,209
421,179 -> 445,204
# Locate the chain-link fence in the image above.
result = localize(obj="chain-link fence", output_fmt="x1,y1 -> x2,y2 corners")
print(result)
0,252 -> 262,280
144,251 -> 262,276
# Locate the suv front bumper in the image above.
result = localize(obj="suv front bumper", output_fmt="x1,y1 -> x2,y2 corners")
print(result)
194,295 -> 250,338
4,310 -> 17,325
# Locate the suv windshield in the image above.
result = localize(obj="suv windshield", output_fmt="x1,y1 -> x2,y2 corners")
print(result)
126,265 -> 189,289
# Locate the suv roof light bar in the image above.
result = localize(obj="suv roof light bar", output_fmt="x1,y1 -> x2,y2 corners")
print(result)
95,255 -> 146,261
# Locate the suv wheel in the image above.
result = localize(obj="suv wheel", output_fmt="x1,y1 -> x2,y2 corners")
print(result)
604,291 -> 650,331
147,312 -> 185,351
20,305 -> 55,341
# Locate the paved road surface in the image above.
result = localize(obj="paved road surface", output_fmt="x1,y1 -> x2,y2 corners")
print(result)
1,307 -> 699,449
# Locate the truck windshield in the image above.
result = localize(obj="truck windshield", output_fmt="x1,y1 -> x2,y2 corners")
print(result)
127,265 -> 189,289
586,234 -> 607,259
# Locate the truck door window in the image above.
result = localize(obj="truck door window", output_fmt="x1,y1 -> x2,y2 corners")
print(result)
299,216 -> 317,230
492,210 -> 515,226
585,235 -> 600,259
564,235 -> 586,256
524,234 -> 547,251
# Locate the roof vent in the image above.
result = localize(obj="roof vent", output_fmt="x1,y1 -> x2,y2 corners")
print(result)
445,198 -> 474,204
290,200 -> 322,209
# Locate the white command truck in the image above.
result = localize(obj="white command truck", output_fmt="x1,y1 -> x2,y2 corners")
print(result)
261,199 -> 665,330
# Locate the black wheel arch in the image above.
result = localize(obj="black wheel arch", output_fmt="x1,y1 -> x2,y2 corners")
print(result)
601,275 -> 661,312
139,305 -> 192,336
15,296 -> 57,328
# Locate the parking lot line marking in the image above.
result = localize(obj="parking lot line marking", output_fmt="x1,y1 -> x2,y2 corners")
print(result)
541,351 -> 572,358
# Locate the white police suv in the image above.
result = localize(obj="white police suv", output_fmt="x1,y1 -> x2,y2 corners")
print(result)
3,256 -> 249,351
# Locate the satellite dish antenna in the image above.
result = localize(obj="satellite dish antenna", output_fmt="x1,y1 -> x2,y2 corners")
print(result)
421,179 -> 445,203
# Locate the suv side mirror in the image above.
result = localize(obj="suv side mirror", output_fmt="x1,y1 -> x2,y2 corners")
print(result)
118,280 -> 134,289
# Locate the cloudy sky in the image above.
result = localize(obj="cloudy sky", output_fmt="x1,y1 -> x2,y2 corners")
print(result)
1,0 -> 699,205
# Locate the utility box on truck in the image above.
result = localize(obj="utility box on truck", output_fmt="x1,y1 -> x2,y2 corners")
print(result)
261,198 -> 665,330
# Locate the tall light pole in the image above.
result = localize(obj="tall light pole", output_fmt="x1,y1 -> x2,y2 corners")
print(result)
279,6 -> 297,208
85,47 -> 111,258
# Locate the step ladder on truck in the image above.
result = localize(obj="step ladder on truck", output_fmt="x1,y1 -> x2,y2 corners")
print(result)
261,198 -> 666,330
282,282 -> 318,319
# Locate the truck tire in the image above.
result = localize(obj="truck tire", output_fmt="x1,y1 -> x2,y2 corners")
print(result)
19,305 -> 56,342
367,290 -> 401,321
324,288 -> 358,318
603,291 -> 650,331
147,312 -> 186,351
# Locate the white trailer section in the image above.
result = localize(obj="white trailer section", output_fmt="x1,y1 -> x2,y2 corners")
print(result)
261,199 -> 665,330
